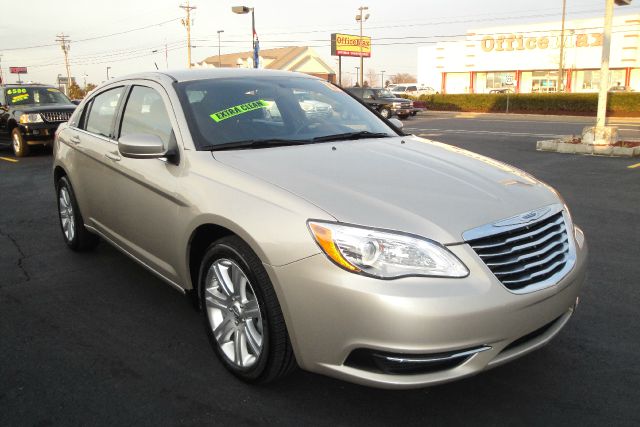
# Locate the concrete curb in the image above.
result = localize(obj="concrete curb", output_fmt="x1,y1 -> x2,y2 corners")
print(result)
536,140 -> 640,157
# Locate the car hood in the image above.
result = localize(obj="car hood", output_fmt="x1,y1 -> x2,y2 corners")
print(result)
212,136 -> 561,244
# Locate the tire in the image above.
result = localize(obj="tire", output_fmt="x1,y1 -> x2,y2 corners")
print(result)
198,236 -> 296,384
12,128 -> 29,157
379,108 -> 390,119
56,176 -> 99,251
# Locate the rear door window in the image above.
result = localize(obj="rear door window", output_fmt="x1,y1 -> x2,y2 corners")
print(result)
85,87 -> 124,138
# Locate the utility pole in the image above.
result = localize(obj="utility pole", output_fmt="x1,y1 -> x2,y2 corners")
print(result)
381,70 -> 385,87
56,34 -> 72,95
165,42 -> 169,69
557,0 -> 567,92
180,1 -> 196,68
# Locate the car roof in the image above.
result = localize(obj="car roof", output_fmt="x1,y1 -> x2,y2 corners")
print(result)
107,68 -> 321,84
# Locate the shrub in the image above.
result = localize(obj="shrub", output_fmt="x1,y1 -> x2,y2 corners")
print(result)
413,93 -> 640,116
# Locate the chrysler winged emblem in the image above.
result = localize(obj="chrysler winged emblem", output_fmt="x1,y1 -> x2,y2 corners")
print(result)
493,206 -> 552,227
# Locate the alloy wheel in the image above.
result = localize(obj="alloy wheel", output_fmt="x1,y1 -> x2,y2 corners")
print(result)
58,187 -> 75,242
204,258 -> 263,369
12,132 -> 20,154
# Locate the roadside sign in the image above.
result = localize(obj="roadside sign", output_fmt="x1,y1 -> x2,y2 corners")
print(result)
10,67 -> 27,74
331,33 -> 371,58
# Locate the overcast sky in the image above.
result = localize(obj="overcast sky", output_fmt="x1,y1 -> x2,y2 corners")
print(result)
1,0 -> 638,86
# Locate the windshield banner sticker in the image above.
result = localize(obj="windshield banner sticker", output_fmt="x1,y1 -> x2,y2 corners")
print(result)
210,100 -> 269,122
12,93 -> 29,103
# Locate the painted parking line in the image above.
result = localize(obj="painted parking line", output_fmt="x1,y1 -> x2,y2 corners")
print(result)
0,157 -> 18,163
628,162 -> 640,169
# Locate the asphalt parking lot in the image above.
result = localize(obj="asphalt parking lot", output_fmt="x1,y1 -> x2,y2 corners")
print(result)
1,113 -> 639,426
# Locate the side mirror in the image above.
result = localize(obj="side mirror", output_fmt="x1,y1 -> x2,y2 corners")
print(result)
389,118 -> 404,129
71,100 -> 81,105
118,133 -> 167,159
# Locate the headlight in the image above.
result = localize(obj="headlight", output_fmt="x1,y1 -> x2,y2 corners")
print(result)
392,102 -> 403,108
19,113 -> 43,124
300,102 -> 314,112
308,221 -> 469,279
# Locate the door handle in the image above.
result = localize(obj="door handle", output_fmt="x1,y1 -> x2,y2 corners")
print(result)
105,152 -> 121,162
70,135 -> 81,144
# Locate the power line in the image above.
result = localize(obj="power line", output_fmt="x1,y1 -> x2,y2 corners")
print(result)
3,17 -> 181,52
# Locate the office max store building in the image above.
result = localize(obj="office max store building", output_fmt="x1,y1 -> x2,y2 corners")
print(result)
417,14 -> 640,94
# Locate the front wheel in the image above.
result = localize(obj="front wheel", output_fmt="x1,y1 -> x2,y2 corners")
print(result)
12,128 -> 29,157
56,176 -> 99,251
379,107 -> 390,119
199,236 -> 296,383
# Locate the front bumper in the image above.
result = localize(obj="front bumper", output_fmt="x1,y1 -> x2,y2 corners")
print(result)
391,108 -> 412,116
18,123 -> 60,144
265,237 -> 587,389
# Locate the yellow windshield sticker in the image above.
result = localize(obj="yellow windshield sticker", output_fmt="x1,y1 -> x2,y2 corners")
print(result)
12,93 -> 29,103
7,88 -> 27,95
210,99 -> 269,122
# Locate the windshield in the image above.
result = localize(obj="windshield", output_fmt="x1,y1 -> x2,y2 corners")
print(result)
176,76 -> 397,149
5,87 -> 72,106
377,89 -> 395,98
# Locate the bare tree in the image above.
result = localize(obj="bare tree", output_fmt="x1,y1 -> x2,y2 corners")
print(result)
367,68 -> 377,87
391,73 -> 417,84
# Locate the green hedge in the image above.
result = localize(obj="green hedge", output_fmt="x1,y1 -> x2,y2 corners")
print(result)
407,93 -> 640,116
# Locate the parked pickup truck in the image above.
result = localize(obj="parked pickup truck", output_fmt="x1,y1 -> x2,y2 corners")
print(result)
346,87 -> 413,119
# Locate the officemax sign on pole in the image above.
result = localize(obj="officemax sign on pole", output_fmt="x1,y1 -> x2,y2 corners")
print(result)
331,33 -> 371,57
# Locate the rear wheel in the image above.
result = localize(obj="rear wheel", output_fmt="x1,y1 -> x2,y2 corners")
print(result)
199,236 -> 296,383
56,176 -> 99,251
12,128 -> 29,157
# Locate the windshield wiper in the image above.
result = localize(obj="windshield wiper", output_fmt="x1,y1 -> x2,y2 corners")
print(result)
310,131 -> 391,143
203,138 -> 311,151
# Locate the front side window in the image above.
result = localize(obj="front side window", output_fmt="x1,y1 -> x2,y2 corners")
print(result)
177,76 -> 396,149
120,86 -> 173,145
85,87 -> 124,138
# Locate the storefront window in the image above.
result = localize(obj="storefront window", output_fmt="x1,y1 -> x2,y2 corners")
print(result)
532,71 -> 559,93
485,72 -> 516,90
581,69 -> 626,91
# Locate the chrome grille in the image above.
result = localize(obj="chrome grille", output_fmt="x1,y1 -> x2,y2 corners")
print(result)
41,111 -> 72,123
465,207 -> 574,293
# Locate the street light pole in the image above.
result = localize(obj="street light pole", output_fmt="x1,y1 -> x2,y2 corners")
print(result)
557,0 -> 567,92
217,30 -> 224,67
106,66 -> 111,80
596,0 -> 615,129
232,6 -> 258,68
356,6 -> 369,87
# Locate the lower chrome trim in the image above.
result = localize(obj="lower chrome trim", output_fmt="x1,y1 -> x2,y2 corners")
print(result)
85,224 -> 186,294
382,345 -> 492,364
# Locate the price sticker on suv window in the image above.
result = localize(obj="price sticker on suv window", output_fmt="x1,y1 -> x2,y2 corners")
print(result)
210,99 -> 269,122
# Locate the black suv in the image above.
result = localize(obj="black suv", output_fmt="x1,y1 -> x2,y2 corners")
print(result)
345,87 -> 412,119
0,84 -> 76,157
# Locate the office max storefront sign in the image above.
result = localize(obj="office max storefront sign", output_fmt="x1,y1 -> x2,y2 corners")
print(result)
480,32 -> 604,52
